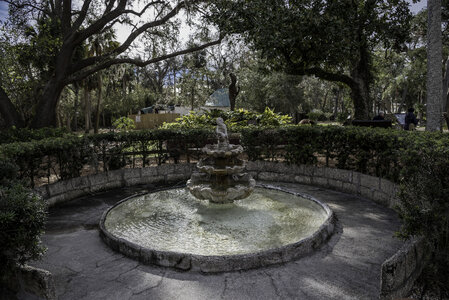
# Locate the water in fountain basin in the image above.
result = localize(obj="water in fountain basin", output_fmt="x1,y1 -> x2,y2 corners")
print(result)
104,187 -> 328,256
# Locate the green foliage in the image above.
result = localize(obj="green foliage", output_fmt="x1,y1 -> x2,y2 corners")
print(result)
113,117 -> 136,131
0,182 -> 47,277
162,108 -> 292,130
396,144 -> 449,297
0,127 -> 69,144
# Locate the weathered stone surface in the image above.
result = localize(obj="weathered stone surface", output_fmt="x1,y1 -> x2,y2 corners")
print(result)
47,180 -> 72,197
71,176 -> 90,190
107,169 -> 123,183
141,166 -> 157,177
327,179 -> 343,190
146,175 -> 165,183
294,175 -> 311,185
32,182 -> 405,300
360,186 -> 374,199
326,167 -> 352,183
373,191 -> 390,207
313,166 -> 325,177
312,176 -> 328,187
156,164 -> 175,176
166,173 -> 188,182
342,182 -> 358,194
88,173 -> 108,188
360,173 -> 380,190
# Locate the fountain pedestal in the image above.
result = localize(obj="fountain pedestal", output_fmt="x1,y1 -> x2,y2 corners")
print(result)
186,118 -> 255,203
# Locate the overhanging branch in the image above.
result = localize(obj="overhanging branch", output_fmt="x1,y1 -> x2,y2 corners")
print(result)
65,37 -> 223,84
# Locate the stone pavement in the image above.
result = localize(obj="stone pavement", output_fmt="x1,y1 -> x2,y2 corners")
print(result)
31,181 -> 403,300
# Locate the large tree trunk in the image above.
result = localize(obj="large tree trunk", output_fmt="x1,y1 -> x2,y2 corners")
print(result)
427,0 -> 443,131
229,73 -> 240,111
94,75 -> 102,134
84,88 -> 91,134
0,86 -> 24,128
349,70 -> 370,119
29,78 -> 65,128
349,45 -> 371,120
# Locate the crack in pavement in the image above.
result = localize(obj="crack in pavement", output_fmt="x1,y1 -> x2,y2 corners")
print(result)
131,269 -> 166,296
220,276 -> 229,299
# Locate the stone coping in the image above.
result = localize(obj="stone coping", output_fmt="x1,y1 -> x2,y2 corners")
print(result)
99,184 -> 336,273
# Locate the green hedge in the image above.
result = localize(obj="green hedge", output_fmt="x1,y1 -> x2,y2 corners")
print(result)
0,128 -> 212,187
2,125 -> 449,187
0,127 -> 69,144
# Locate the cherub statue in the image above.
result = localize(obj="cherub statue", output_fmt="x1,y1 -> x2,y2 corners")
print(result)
216,117 -> 229,149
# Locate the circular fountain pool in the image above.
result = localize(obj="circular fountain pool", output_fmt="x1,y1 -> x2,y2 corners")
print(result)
100,186 -> 335,272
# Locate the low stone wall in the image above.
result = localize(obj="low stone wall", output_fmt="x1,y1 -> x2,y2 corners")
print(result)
380,238 -> 426,300
246,161 -> 399,209
1,265 -> 56,300
35,164 -> 196,207
32,161 -> 423,299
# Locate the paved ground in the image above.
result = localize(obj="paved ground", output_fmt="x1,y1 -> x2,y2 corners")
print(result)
32,181 -> 403,300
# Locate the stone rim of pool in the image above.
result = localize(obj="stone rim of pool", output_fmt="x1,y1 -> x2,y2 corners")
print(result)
99,184 -> 335,273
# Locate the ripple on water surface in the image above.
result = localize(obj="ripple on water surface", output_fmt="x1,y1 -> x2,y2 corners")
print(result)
104,188 -> 328,256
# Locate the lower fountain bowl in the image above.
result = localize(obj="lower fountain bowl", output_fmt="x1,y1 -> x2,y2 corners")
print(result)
99,186 -> 335,273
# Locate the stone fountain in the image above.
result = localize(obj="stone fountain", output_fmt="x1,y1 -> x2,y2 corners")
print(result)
99,117 -> 335,272
187,117 -> 256,203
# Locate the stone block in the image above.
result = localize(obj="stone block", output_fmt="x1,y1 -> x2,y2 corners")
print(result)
313,167 -> 325,177
103,181 -> 123,190
141,167 -> 157,177
146,176 -> 165,184
326,168 -> 352,183
173,164 -> 194,176
47,180 -> 72,197
360,173 -> 380,190
166,173 -> 188,183
259,172 -> 279,181
312,177 -> 328,187
373,191 -> 390,207
360,186 -> 374,200
70,176 -> 90,190
302,165 -> 314,177
327,179 -> 343,190
156,164 -> 175,176
88,173 -> 108,187
405,246 -> 417,279
342,182 -> 358,194
294,175 -> 311,185
17,265 -> 56,300
381,252 -> 407,291
380,179 -> 396,197
123,168 -> 141,179
107,170 -> 123,183
125,177 -> 145,187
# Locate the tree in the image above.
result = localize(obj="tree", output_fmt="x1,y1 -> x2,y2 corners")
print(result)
210,0 -> 412,119
427,0 -> 443,131
0,0 -> 222,128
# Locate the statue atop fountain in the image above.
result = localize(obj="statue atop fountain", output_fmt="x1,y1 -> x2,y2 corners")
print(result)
186,118 -> 256,203
216,117 -> 229,150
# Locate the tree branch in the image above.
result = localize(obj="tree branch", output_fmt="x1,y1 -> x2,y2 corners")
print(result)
65,37 -> 223,84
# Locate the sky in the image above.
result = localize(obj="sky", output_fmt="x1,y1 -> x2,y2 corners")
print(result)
0,0 -> 428,44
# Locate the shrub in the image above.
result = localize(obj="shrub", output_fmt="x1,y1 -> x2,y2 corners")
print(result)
0,183 -> 47,278
396,145 -> 449,297
113,117 -> 136,131
161,108 -> 291,130
0,127 -> 69,144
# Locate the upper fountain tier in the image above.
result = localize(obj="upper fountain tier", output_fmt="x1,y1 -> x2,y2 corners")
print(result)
186,117 -> 255,203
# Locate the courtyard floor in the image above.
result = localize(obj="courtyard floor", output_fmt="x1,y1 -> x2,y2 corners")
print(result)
31,181 -> 403,300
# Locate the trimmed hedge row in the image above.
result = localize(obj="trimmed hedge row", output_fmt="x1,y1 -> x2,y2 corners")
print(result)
0,128 -> 211,187
1,125 -> 449,187
0,127 -> 69,144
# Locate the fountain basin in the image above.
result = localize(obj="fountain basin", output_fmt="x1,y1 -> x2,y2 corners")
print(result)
100,186 -> 335,272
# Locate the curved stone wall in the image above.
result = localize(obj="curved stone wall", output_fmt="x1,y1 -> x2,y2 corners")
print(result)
33,161 -> 423,299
